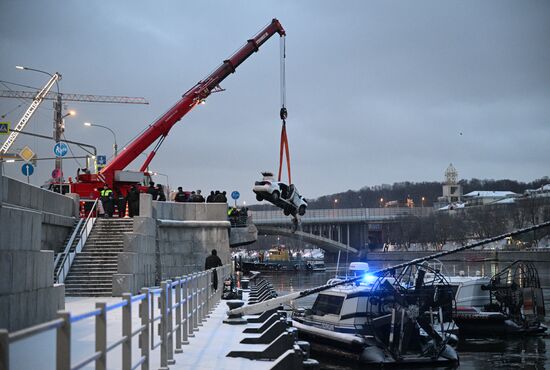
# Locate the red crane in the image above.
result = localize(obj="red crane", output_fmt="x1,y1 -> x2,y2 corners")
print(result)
70,19 -> 286,200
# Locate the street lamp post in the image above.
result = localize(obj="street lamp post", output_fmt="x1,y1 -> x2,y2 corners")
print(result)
16,65 -> 68,191
151,172 -> 170,192
84,122 -> 118,157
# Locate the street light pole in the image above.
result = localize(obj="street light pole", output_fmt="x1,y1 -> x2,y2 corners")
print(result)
84,122 -> 118,157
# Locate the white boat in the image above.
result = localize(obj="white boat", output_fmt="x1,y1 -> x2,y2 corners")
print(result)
447,261 -> 547,336
291,262 -> 459,366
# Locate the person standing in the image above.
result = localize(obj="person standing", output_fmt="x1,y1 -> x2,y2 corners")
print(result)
100,184 -> 114,217
157,184 -> 166,201
126,185 -> 140,217
116,189 -> 127,218
205,249 -> 223,290
147,181 -> 158,200
175,187 -> 187,202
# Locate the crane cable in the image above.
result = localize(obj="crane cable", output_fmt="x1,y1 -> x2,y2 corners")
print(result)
277,36 -> 291,184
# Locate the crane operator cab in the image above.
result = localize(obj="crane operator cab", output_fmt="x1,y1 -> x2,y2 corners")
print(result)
253,172 -> 308,224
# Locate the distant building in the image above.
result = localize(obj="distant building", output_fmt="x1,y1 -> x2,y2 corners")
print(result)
435,163 -> 463,209
463,190 -> 519,206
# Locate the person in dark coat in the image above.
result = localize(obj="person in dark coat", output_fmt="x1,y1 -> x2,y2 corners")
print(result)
205,249 -> 223,290
115,189 -> 127,218
206,191 -> 215,203
146,182 -> 158,200
174,187 -> 187,202
126,185 -> 140,217
196,189 -> 205,202
156,184 -> 166,201
220,191 -> 228,203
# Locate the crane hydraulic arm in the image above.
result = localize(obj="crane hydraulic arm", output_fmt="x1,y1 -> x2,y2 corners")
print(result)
99,19 -> 286,184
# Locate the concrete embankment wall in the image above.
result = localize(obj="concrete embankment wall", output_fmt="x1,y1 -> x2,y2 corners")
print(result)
0,174 -> 78,331
113,194 -> 230,295
367,250 -> 550,263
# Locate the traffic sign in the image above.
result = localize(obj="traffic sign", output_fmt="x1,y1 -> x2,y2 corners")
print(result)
54,142 -> 69,157
231,191 -> 240,200
96,155 -> 107,165
21,163 -> 34,176
0,122 -> 9,135
19,146 -> 35,162
52,168 -> 63,179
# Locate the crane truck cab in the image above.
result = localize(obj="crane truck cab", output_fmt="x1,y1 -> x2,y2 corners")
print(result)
253,172 -> 308,216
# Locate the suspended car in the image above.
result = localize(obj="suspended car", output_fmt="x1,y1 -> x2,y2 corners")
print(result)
253,172 -> 308,216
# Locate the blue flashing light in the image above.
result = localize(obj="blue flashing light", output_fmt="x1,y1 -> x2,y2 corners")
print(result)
362,273 -> 377,284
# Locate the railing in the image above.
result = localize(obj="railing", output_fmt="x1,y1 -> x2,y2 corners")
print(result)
53,218 -> 84,279
0,264 -> 230,370
56,198 -> 98,284
250,206 -> 434,224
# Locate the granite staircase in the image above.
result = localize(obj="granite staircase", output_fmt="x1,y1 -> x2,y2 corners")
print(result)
64,218 -> 133,296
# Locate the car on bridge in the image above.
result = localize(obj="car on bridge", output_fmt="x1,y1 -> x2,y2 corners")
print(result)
253,172 -> 308,216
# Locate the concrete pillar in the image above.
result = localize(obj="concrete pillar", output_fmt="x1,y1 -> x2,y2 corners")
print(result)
66,193 -> 80,217
139,193 -> 153,217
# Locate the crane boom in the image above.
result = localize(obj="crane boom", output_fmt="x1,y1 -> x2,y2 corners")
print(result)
99,18 -> 286,184
0,90 -> 148,104
0,73 -> 61,154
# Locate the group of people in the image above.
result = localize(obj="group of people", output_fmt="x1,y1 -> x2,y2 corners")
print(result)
172,189 -> 228,203
99,184 -> 140,218
98,182 -> 233,218
146,182 -> 167,201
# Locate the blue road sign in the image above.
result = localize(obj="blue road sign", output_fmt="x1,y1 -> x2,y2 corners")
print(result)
54,142 -> 69,157
231,191 -> 240,200
96,155 -> 107,165
22,163 -> 34,176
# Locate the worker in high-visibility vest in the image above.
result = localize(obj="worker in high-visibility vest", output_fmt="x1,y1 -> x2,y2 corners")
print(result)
100,184 -> 114,217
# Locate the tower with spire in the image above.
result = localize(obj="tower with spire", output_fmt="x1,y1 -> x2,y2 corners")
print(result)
441,163 -> 463,204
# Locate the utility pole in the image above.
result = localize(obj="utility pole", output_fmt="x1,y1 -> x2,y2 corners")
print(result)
0,86 -> 148,183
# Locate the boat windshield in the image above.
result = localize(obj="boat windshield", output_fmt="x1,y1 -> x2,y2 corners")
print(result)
311,294 -> 345,316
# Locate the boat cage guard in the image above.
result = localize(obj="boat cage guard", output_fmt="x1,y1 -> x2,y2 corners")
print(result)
364,263 -> 456,360
483,260 -> 546,326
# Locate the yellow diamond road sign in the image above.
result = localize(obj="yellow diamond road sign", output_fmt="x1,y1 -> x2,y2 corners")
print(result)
19,146 -> 35,162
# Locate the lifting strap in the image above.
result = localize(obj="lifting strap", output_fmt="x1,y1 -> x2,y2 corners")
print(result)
277,36 -> 292,184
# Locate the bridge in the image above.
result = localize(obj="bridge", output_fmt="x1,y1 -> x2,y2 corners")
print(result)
251,207 -> 433,254
256,226 -> 357,253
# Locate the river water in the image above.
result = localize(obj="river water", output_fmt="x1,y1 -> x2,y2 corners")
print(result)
259,260 -> 550,369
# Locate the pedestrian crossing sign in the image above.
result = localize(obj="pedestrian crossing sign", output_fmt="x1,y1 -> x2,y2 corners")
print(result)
0,122 -> 9,135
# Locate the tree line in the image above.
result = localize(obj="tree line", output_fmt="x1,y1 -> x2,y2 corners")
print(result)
382,197 -> 550,250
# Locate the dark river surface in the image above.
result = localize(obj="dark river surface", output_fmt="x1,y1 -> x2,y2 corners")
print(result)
259,260 -> 550,370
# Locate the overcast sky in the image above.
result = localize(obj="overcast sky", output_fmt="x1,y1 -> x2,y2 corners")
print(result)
1,1 -> 549,204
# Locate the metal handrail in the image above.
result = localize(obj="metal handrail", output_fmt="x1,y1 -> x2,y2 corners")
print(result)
57,198 -> 99,284
0,264 -> 230,370
54,217 -> 84,281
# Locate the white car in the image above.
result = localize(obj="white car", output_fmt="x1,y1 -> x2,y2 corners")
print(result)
253,172 -> 308,216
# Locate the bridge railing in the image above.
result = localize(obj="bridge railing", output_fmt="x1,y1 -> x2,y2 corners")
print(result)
0,264 -> 231,370
250,206 -> 433,224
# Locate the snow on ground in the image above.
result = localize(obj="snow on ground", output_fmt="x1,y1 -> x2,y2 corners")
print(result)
10,295 -> 274,370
